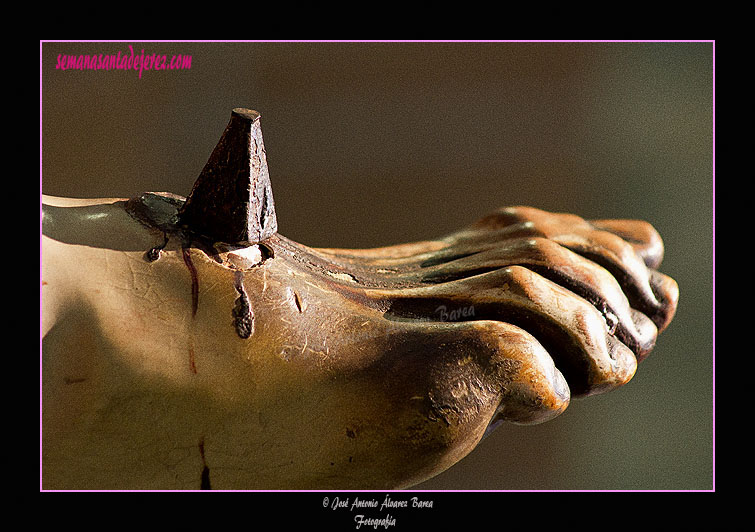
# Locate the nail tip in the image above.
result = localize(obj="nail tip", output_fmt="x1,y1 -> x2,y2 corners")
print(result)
178,108 -> 278,245
231,107 -> 261,122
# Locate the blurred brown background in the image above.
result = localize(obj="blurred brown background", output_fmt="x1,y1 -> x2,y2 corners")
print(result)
41,41 -> 713,490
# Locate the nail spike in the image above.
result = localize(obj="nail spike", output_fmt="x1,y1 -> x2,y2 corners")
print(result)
178,108 -> 278,245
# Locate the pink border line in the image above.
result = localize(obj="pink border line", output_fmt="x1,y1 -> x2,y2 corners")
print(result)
711,40 -> 716,492
39,39 -> 715,44
39,39 -> 716,494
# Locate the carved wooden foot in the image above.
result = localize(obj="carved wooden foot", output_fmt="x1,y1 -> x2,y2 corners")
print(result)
41,109 -> 678,490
